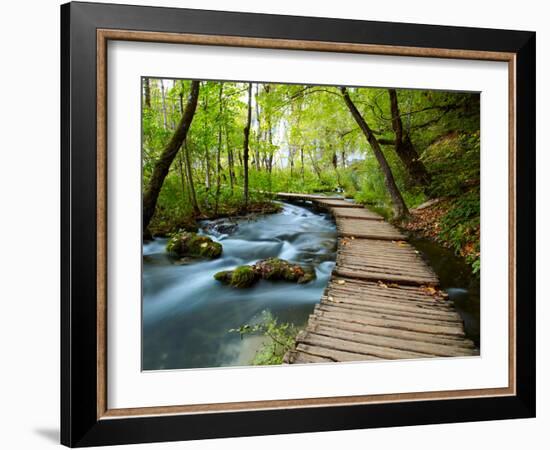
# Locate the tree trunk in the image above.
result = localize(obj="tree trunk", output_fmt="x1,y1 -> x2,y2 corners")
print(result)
331,147 -> 342,187
183,141 -> 201,216
160,79 -> 168,130
254,84 -> 261,170
341,87 -> 409,220
266,119 -> 274,175
225,126 -> 235,192
214,84 -> 223,216
177,153 -> 186,204
243,83 -> 252,211
289,146 -> 295,178
341,148 -> 346,168
203,94 -> 211,191
308,149 -> 323,182
300,146 -> 305,183
388,88 -> 431,187
143,81 -> 200,231
143,78 -> 151,109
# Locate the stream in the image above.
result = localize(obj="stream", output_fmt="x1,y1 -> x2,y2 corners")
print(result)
142,202 -> 337,370
409,237 -> 481,348
142,202 -> 480,371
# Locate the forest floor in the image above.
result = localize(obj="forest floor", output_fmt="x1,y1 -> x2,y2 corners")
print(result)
400,197 -> 480,274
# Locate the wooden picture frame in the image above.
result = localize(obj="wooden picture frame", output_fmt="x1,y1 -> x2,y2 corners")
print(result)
61,1 -> 536,447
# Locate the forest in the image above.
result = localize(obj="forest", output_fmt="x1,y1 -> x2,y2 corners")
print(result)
142,78 -> 481,273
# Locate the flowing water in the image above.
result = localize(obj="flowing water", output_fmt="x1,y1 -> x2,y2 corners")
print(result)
142,202 -> 337,370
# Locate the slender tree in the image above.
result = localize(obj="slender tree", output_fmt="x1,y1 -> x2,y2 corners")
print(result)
242,83 -> 252,211
254,83 -> 261,170
143,80 -> 200,231
203,92 -> 211,191
159,79 -> 168,130
214,83 -> 224,215
143,77 -> 151,109
183,140 -> 201,216
388,88 -> 430,187
300,146 -> 305,183
340,87 -> 409,219
225,126 -> 235,192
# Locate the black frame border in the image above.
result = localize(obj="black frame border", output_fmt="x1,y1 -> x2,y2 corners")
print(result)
61,2 -> 536,447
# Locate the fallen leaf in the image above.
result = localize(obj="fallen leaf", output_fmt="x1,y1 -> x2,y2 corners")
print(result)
377,281 -> 388,288
336,280 -> 346,285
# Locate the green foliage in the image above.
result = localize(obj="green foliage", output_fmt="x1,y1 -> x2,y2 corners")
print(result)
423,132 -> 480,197
438,190 -> 480,273
143,77 -> 480,274
229,311 -> 298,365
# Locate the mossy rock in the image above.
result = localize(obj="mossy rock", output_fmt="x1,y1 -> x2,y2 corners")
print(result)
214,266 -> 258,288
214,258 -> 315,289
297,270 -> 316,284
213,270 -> 233,284
253,258 -> 314,283
166,232 -> 222,259
230,266 -> 258,288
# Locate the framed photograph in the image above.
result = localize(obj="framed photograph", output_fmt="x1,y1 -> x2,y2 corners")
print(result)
61,1 -> 536,447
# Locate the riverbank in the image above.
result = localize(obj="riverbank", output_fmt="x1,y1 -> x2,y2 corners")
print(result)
400,195 -> 480,275
146,199 -> 282,238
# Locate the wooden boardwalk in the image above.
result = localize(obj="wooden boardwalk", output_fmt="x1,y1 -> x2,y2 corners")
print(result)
275,193 -> 479,364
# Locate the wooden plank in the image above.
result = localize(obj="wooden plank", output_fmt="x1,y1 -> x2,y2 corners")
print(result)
297,331 -> 430,360
307,323 -> 477,357
334,267 -> 439,285
277,192 -> 329,200
314,307 -> 466,337
330,207 -> 382,220
315,199 -> 364,208
312,316 -> 475,348
283,350 -> 333,364
320,295 -> 462,320
316,303 -> 464,327
295,343 -> 381,362
337,220 -> 405,240
327,279 -> 449,303
336,264 -> 438,283
322,292 -> 455,312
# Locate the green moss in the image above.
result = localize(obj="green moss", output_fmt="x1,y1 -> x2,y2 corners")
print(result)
255,258 -> 288,280
213,270 -> 232,284
253,258 -> 313,283
229,266 -> 258,288
166,232 -> 222,259
214,259 -> 314,289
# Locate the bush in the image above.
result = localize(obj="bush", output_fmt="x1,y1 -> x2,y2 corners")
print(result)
438,190 -> 480,273
229,311 -> 298,365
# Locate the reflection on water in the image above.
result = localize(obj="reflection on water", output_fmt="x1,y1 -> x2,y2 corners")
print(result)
409,238 -> 481,348
142,202 -> 337,370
